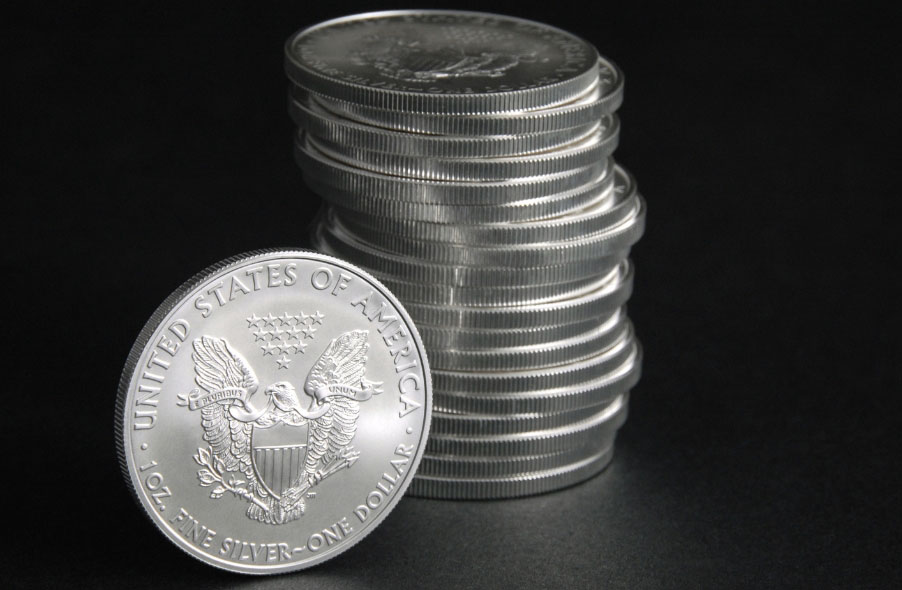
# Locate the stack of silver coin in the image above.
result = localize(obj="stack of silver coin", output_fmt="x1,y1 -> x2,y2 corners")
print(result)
286,11 -> 645,499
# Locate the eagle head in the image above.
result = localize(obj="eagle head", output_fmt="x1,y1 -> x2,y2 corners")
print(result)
265,381 -> 300,413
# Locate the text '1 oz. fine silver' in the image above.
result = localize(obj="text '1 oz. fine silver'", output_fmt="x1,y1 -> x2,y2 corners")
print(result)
116,250 -> 432,573
287,10 -> 645,500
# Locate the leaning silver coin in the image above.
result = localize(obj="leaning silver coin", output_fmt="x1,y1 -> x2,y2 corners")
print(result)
115,250 -> 432,574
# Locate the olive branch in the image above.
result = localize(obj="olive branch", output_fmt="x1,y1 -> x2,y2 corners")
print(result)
193,447 -> 270,512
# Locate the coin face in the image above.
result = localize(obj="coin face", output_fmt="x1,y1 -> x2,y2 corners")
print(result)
285,11 -> 599,112
116,250 -> 431,573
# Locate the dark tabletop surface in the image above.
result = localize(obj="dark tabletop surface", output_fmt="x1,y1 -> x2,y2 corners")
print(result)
5,1 -> 899,588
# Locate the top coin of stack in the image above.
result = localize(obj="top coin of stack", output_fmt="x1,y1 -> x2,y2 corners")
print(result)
286,10 -> 645,499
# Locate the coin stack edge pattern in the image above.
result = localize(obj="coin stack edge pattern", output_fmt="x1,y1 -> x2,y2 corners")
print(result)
286,11 -> 645,499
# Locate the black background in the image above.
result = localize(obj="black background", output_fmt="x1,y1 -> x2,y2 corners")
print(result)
5,1 -> 900,588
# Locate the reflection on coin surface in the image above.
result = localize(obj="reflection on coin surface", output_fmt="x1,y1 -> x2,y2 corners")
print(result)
285,10 -> 600,112
288,10 -> 643,499
115,250 -> 431,573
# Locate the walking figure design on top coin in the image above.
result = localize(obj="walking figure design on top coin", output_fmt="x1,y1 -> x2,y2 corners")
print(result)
177,329 -> 383,525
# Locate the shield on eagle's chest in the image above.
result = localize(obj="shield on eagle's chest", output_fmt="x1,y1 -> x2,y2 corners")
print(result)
250,422 -> 308,500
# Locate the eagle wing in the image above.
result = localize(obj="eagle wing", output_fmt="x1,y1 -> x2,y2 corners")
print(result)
304,330 -> 369,392
304,331 -> 368,476
192,335 -> 258,398
191,337 -> 262,493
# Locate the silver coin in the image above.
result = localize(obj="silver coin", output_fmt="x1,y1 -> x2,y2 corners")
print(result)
324,197 -> 644,266
296,133 -> 611,205
401,261 -> 632,329
425,308 -> 627,372
289,93 -> 603,158
433,344 -> 641,415
321,176 -> 610,224
430,400 -> 619,436
333,184 -> 617,242
432,325 -> 635,394
339,164 -> 638,246
423,392 -> 628,456
285,11 -> 600,114
116,250 -> 432,573
376,273 -> 603,308
304,57 -> 622,135
303,120 -> 618,182
417,432 -> 615,478
416,315 -> 609,350
408,443 -> 616,499
312,221 -> 624,287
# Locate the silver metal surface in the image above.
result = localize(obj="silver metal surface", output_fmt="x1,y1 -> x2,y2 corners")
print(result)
423,393 -> 628,456
376,273 -> 603,308
289,95 -> 604,158
425,308 -> 627,371
116,250 -> 432,572
339,164 -> 638,246
432,327 -> 636,394
286,10 -> 644,499
303,121 -> 618,182
430,402 -> 618,436
285,11 -> 600,114
303,57 -> 622,135
322,179 -> 610,223
401,262 -> 632,329
417,432 -> 615,477
323,200 -> 644,266
416,315 -> 609,350
313,223 -> 625,287
407,444 -> 616,499
296,135 -> 611,205
433,344 -> 641,415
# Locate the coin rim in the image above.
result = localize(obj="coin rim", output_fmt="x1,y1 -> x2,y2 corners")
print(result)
284,10 -> 600,113
336,164 -> 636,246
302,121 -> 618,182
296,134 -> 610,204
323,199 -> 644,267
289,94 -> 605,158
299,56 -> 622,132
114,248 -> 433,574
407,443 -> 615,499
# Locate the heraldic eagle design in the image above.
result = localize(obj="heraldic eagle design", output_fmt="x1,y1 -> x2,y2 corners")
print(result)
177,330 -> 382,525
352,35 -> 537,83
